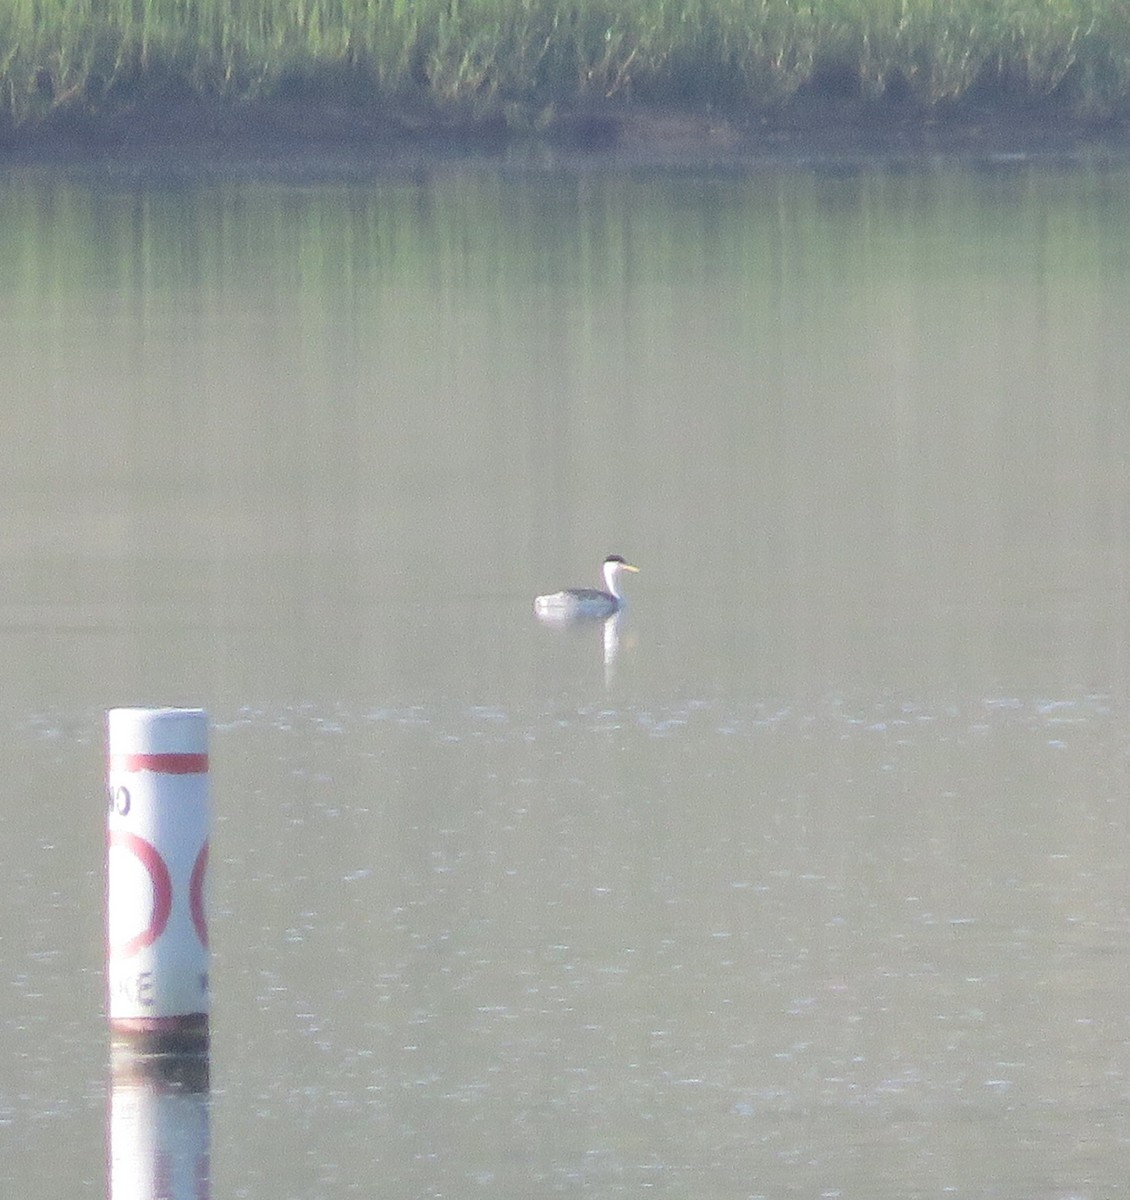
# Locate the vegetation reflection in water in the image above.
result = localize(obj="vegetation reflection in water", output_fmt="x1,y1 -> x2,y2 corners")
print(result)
1,163 -> 1120,342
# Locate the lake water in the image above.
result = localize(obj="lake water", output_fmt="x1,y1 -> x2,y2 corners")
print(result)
2,148 -> 1130,1199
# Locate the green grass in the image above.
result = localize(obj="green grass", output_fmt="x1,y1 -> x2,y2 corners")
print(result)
2,0 -> 1129,129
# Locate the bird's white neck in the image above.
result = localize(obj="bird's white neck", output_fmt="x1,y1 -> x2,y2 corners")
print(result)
603,559 -> 623,598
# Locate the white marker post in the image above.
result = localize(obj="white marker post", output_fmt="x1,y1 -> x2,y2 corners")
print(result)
107,708 -> 210,1054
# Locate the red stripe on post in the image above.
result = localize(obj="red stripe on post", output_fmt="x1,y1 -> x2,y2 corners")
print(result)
111,753 -> 209,775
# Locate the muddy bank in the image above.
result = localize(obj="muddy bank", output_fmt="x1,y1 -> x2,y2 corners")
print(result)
2,94 -> 1128,169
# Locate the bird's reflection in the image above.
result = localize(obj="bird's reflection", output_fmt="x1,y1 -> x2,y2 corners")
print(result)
109,1049 -> 211,1200
602,611 -> 626,685
535,608 -> 631,686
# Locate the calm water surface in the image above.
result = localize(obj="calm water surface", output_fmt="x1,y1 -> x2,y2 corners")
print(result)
2,153 -> 1130,1199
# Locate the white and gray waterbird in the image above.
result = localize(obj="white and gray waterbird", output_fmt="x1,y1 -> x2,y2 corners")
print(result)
534,555 -> 640,620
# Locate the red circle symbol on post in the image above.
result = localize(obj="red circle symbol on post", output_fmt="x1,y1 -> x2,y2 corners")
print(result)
189,841 -> 209,949
108,831 -> 173,957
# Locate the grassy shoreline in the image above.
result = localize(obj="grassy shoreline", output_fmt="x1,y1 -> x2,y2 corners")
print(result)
3,1 -> 1129,158
3,95 -> 1125,167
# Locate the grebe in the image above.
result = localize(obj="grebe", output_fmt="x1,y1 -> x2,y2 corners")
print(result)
534,555 -> 640,619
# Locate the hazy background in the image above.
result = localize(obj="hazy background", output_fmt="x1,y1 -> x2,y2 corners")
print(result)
2,156 -> 1129,1198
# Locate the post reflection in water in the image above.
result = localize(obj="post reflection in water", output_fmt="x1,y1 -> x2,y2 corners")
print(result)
109,1051 -> 210,1200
